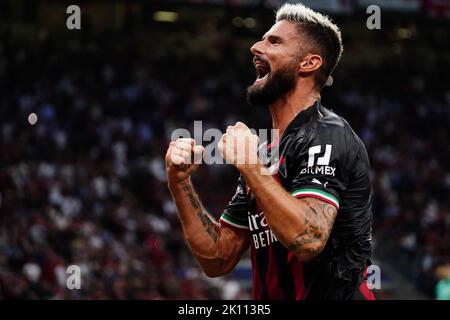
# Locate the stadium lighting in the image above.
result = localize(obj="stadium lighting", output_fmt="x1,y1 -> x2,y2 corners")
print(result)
232,16 -> 243,27
153,11 -> 179,23
397,27 -> 413,39
243,17 -> 256,29
233,17 -> 256,28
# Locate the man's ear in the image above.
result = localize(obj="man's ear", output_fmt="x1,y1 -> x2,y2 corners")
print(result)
298,54 -> 322,73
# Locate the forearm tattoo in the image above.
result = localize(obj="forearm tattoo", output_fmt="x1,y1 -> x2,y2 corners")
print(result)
197,211 -> 218,242
180,181 -> 219,242
287,198 -> 337,256
181,182 -> 200,209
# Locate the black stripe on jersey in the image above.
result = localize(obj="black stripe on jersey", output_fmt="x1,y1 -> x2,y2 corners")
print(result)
272,242 -> 296,299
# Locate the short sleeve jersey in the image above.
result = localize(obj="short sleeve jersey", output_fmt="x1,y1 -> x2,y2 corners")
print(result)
219,101 -> 374,300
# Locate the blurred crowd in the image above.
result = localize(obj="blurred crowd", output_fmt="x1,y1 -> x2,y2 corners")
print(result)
0,12 -> 449,299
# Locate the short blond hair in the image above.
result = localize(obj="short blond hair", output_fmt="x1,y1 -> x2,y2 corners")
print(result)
276,3 -> 343,88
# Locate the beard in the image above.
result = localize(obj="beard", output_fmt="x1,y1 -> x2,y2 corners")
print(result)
246,60 -> 298,106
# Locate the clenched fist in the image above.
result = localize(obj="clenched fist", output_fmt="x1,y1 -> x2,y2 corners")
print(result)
165,138 -> 204,185
218,121 -> 259,169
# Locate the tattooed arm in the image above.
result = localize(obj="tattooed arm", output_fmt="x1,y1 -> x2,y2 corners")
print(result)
240,164 -> 337,262
218,122 -> 337,262
166,138 -> 249,277
285,198 -> 337,261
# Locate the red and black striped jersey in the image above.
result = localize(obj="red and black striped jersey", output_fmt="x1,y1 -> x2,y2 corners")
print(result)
219,100 -> 375,300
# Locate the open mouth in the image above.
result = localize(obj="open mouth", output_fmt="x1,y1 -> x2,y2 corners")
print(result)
254,60 -> 270,85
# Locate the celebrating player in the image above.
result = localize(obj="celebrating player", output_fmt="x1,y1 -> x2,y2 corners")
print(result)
166,3 -> 375,300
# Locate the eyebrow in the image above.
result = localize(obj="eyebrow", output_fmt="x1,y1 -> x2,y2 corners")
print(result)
262,34 -> 283,42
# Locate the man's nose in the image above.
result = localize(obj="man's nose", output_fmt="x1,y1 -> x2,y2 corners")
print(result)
250,40 -> 264,56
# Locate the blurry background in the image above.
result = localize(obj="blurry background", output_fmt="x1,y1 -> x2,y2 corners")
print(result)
0,0 -> 449,300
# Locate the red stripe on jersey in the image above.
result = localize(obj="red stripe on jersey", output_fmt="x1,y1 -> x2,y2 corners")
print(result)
272,156 -> 285,185
250,245 -> 262,300
288,251 -> 306,299
359,266 -> 376,300
251,155 -> 287,300
265,243 -> 284,299
267,139 -> 279,150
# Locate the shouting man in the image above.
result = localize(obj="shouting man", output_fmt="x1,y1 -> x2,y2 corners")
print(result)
166,3 -> 375,300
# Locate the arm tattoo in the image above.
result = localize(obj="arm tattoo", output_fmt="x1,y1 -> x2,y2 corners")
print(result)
181,182 -> 200,209
180,181 -> 219,242
197,211 -> 218,242
287,198 -> 337,257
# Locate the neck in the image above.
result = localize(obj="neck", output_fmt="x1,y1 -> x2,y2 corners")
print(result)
269,83 -> 321,138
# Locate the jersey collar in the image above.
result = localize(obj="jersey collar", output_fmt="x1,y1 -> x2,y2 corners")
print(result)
284,99 -> 321,133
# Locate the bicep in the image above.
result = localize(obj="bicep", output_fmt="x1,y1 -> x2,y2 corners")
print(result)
301,197 -> 338,234
287,197 -> 337,261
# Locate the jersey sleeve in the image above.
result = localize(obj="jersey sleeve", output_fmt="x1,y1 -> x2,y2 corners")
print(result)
219,175 -> 250,233
289,125 -> 349,210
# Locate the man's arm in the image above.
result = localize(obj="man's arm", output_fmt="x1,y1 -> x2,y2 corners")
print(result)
166,138 -> 249,277
240,169 -> 336,262
218,122 -> 337,262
